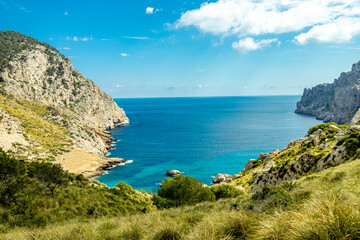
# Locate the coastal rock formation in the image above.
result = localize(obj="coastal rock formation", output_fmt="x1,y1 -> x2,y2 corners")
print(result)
0,31 -> 129,176
166,170 -> 182,176
212,173 -> 239,185
231,122 -> 356,193
296,60 -> 360,124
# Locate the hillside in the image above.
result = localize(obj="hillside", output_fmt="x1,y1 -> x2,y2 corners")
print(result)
0,31 -> 129,176
1,140 -> 360,239
296,60 -> 360,124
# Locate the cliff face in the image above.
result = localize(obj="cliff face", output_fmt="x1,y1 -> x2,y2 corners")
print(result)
0,31 -> 128,159
228,121 -> 359,193
295,61 -> 360,124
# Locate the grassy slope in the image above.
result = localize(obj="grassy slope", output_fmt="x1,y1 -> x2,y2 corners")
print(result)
2,158 -> 360,240
0,92 -> 72,159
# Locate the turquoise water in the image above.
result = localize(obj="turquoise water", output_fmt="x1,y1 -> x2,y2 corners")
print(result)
95,96 -> 321,192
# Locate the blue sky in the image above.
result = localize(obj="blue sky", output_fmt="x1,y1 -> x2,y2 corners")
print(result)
1,0 -> 360,98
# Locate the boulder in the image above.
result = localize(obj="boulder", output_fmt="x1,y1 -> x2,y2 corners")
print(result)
212,173 -> 232,184
165,170 -> 182,176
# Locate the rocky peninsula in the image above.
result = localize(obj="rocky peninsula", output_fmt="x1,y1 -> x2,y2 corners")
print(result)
296,60 -> 360,124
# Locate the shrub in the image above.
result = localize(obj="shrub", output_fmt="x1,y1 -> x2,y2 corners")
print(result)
210,184 -> 242,200
156,175 -> 215,208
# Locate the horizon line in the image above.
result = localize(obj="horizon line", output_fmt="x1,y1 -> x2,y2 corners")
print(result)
112,94 -> 302,99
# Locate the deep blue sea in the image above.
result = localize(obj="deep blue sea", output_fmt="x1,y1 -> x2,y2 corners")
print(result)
95,96 -> 321,192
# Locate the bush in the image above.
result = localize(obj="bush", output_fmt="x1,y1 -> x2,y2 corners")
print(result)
210,184 -> 242,200
156,175 -> 215,208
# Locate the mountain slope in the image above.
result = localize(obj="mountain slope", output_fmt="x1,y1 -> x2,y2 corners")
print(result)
0,31 -> 129,175
295,60 -> 360,124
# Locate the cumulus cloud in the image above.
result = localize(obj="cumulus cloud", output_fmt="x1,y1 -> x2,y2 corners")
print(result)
295,17 -> 360,44
232,37 -> 279,53
120,53 -> 129,57
175,0 -> 360,48
146,7 -> 154,14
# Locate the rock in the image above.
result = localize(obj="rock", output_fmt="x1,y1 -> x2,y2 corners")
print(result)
212,173 -> 233,184
296,60 -> 360,124
328,125 -> 340,132
235,186 -> 245,192
166,170 -> 182,176
244,160 -> 255,171
348,125 -> 360,132
258,149 -> 279,163
313,129 -> 322,135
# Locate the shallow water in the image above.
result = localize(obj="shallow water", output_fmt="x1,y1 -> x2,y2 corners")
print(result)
95,96 -> 321,192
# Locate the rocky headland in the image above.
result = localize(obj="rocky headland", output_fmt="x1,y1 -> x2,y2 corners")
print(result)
295,60 -> 360,124
0,31 -> 129,177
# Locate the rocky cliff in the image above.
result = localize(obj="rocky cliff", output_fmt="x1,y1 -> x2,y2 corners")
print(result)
220,118 -> 360,193
295,60 -> 360,124
0,31 -> 129,176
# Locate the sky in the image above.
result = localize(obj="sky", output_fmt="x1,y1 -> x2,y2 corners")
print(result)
1,0 -> 360,98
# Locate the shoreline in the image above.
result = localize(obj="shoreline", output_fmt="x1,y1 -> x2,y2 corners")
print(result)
55,147 -> 129,179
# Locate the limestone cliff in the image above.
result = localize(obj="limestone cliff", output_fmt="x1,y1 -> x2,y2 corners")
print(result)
295,60 -> 360,124
0,31 -> 129,175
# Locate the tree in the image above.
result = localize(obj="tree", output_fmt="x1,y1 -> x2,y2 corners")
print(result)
29,162 -> 68,198
0,149 -> 29,205
156,175 -> 215,207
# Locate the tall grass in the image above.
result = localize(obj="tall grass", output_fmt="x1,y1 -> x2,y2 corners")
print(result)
2,158 -> 360,240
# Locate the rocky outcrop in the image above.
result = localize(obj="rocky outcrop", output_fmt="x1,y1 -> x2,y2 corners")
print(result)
0,31 -> 129,156
233,122 -> 356,193
166,170 -> 182,176
212,173 -> 239,185
0,109 -> 29,151
296,60 -> 360,124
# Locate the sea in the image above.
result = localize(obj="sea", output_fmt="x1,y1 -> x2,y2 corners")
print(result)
95,96 -> 321,192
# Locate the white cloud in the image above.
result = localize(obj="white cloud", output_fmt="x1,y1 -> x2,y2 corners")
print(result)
123,36 -> 150,40
232,37 -> 279,53
146,7 -> 162,15
120,53 -> 129,57
295,17 -> 360,44
57,47 -> 71,50
146,7 -> 154,14
64,11 -> 68,16
175,0 -> 360,48
116,84 -> 124,88
67,36 -> 92,42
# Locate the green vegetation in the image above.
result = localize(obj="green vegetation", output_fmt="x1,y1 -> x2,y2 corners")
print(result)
0,149 -> 154,228
0,93 -> 72,157
0,31 -> 65,71
337,130 -> 360,156
154,175 -> 215,208
308,122 -> 348,135
2,151 -> 360,239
